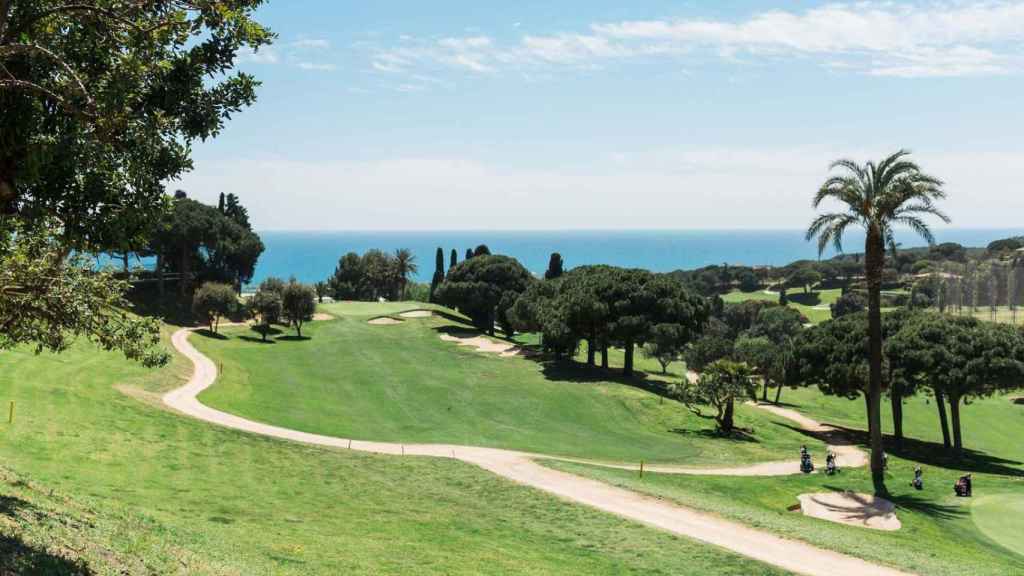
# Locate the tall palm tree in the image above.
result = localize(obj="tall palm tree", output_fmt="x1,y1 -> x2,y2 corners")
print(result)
806,150 -> 948,488
393,248 -> 418,300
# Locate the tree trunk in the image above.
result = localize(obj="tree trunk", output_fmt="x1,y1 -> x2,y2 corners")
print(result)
601,342 -> 609,369
935,389 -> 951,449
720,398 -> 735,433
122,253 -> 129,273
296,321 -> 302,338
949,394 -> 963,455
179,243 -> 190,298
587,329 -> 596,366
623,341 -> 634,376
890,368 -> 903,450
762,378 -> 769,402
774,381 -> 783,404
156,252 -> 165,298
865,230 -> 887,488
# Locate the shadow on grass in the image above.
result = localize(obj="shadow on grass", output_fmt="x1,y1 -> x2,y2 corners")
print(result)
237,336 -> 276,344
774,422 -> 1024,477
788,292 -> 822,306
193,329 -> 228,340
819,484 -> 967,521
277,335 -> 311,342
0,496 -> 93,575
670,427 -> 760,443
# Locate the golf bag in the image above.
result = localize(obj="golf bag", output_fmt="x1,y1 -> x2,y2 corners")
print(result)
800,453 -> 814,474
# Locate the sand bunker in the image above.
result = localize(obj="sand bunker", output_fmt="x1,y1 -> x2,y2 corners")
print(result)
312,313 -> 334,321
399,310 -> 433,318
440,333 -> 521,357
368,317 -> 403,325
798,492 -> 900,531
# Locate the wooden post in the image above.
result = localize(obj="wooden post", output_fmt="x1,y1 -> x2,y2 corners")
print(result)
640,460 -> 644,478
7,401 -> 13,424
348,439 -> 352,449
401,445 -> 405,456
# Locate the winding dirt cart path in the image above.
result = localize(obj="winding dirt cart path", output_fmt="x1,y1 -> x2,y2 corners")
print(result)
164,328 -> 911,576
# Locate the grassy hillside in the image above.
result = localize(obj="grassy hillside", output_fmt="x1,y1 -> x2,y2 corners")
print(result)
548,386 -> 1024,576
0,465 -> 206,576
0,327 -> 787,574
193,302 -> 826,465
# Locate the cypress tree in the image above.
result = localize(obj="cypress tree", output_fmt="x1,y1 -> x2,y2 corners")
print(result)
779,286 -> 788,306
545,252 -> 564,280
450,249 -> 458,271
465,248 -> 473,261
429,247 -> 445,302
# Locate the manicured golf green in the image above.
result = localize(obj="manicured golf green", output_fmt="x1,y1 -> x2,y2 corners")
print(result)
193,302 -> 826,465
972,494 -> 1024,557
0,333 -> 787,575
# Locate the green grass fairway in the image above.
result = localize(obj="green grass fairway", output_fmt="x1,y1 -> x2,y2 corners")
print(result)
0,334 -> 787,575
721,288 -> 841,324
539,352 -> 1024,575
783,387 -> 1024,467
193,302 -> 827,465
547,457 -> 1024,576
972,494 -> 1024,557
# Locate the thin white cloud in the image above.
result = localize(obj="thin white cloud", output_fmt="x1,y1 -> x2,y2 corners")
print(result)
238,46 -> 280,64
370,2 -> 1024,79
298,62 -> 337,71
291,38 -> 331,50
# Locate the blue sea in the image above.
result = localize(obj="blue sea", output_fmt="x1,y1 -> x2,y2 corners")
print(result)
245,228 -> 1024,286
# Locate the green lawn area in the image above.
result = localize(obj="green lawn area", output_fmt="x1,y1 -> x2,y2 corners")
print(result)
0,331 -> 787,575
547,385 -> 1024,576
721,287 -> 841,324
193,302 -> 827,466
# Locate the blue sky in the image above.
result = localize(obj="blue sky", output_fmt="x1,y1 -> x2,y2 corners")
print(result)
177,1 -> 1024,230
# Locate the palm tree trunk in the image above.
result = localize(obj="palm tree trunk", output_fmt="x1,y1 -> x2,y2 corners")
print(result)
935,389 -> 951,449
889,365 -> 903,450
865,230 -> 886,489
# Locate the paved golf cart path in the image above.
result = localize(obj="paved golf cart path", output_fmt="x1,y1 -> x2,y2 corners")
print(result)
165,327 -> 910,576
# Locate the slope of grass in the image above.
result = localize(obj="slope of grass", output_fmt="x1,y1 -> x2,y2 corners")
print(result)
783,386 -> 1024,467
193,302 -> 827,465
0,334 -> 788,575
546,383 -> 1024,575
0,465 -> 207,576
548,456 -> 1024,576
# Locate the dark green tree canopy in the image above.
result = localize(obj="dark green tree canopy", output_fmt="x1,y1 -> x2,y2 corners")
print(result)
831,291 -> 866,319
1,0 -> 273,252
545,252 -> 564,280
436,254 -> 534,335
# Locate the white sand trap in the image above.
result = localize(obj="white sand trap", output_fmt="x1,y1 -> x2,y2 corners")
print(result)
312,313 -> 335,321
440,333 -> 521,357
399,310 -> 433,318
368,317 -> 403,325
798,492 -> 901,531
